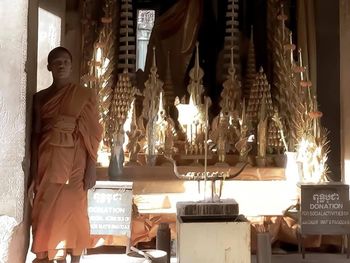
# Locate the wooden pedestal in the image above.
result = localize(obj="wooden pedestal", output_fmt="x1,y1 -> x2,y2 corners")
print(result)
176,219 -> 251,263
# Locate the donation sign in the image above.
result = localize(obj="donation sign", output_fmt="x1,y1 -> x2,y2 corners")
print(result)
300,183 -> 350,235
88,181 -> 133,236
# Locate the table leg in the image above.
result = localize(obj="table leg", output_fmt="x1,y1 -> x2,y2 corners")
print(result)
347,234 -> 350,259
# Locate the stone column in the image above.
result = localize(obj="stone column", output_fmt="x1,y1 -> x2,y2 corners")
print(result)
0,0 -> 29,262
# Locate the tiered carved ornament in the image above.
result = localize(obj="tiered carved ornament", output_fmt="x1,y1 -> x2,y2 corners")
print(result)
211,47 -> 241,165
107,70 -> 138,176
246,67 -> 274,126
114,0 -> 137,124
293,64 -> 330,183
247,67 -> 282,155
247,66 -> 286,161
175,42 -> 207,155
142,47 -> 164,164
117,0 -> 136,73
107,0 -> 137,176
243,27 -> 257,101
222,0 -> 240,80
85,0 -> 118,149
272,4 -> 298,151
268,3 -> 330,181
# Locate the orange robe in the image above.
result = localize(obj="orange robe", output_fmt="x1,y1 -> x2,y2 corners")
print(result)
31,84 -> 102,260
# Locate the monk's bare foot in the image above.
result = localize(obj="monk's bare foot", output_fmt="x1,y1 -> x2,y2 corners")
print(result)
71,255 -> 80,263
53,259 -> 66,263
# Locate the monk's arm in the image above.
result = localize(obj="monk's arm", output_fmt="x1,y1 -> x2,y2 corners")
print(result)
82,88 -> 102,190
29,94 -> 41,190
84,156 -> 97,190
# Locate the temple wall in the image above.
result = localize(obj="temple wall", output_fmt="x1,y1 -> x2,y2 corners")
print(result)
340,0 -> 350,183
0,0 -> 29,262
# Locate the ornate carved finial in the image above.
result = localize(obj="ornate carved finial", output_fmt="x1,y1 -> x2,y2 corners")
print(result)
277,3 -> 288,41
288,32 -> 296,66
211,46 -> 241,165
188,42 -> 204,106
155,90 -> 166,146
220,47 -> 241,114
298,48 -> 304,80
195,42 -> 199,78
142,46 -> 164,161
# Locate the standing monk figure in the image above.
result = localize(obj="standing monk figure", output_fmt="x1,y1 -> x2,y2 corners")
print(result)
29,47 -> 103,263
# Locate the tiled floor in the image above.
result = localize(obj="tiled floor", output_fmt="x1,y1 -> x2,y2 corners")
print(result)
26,252 -> 350,263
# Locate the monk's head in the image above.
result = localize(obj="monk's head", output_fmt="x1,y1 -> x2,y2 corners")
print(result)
47,47 -> 73,81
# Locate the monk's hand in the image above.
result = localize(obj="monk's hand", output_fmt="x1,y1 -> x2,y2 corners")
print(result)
84,157 -> 96,191
28,182 -> 35,207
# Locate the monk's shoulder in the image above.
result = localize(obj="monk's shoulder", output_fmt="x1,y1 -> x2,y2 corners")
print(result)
34,88 -> 49,99
74,86 -> 95,101
34,88 -> 51,107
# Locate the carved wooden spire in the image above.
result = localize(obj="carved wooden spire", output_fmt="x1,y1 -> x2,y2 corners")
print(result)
222,0 -> 240,79
163,51 -> 175,111
118,0 -> 136,73
243,26 -> 257,101
220,47 -> 241,114
83,0 -> 117,148
187,42 -> 204,106
105,0 -> 138,149
142,46 -> 164,120
142,47 -> 164,158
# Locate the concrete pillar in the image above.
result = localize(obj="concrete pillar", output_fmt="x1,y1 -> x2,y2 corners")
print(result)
65,8 -> 82,84
315,0 -> 341,181
0,0 -> 29,262
340,0 -> 350,183
37,0 -> 66,91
